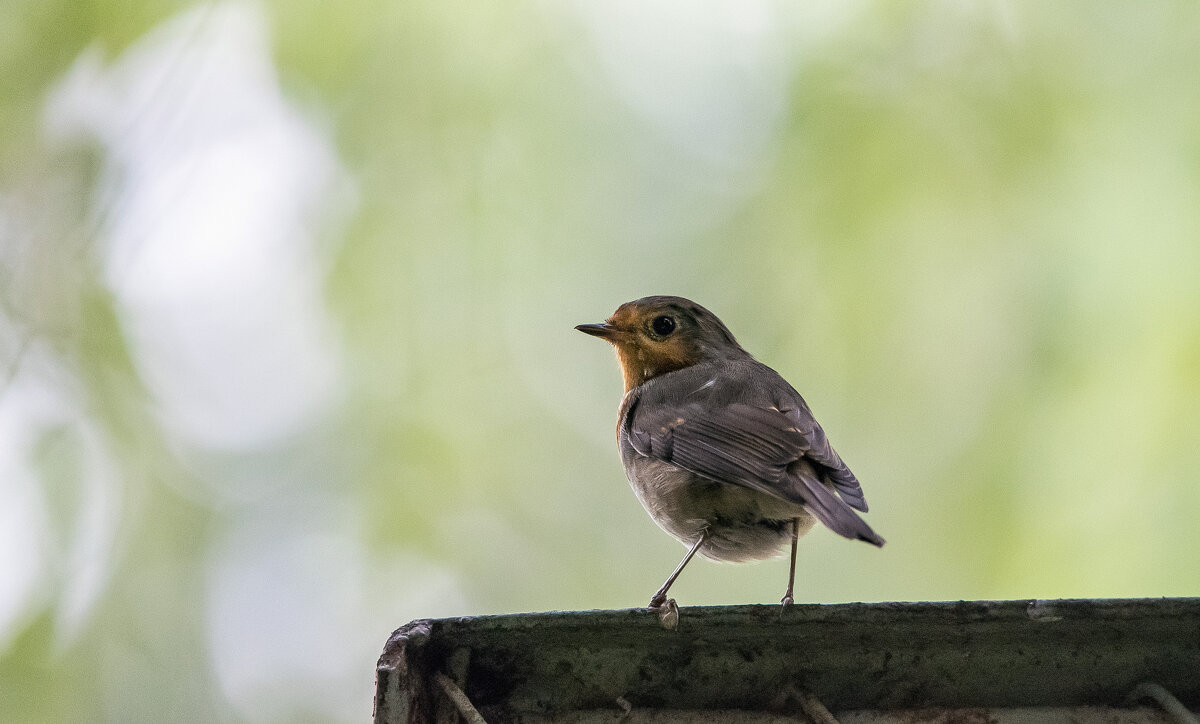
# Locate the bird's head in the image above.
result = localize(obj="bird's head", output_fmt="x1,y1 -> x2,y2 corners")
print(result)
576,296 -> 747,391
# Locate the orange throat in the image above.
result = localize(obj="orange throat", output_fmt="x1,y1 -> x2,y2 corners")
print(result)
614,342 -> 689,392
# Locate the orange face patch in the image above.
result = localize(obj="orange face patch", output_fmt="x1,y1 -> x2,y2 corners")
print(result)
605,303 -> 701,391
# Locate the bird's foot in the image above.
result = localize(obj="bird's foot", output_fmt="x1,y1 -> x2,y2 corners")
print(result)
650,597 -> 679,630
778,593 -> 794,619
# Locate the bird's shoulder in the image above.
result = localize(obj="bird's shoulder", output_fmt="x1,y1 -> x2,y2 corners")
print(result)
618,359 -> 801,458
623,358 -> 807,419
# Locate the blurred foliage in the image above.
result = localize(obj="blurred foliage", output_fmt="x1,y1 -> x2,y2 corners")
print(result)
2,1 -> 1200,722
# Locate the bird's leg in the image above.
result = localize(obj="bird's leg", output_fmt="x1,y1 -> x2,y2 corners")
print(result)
649,529 -> 710,608
780,518 -> 800,608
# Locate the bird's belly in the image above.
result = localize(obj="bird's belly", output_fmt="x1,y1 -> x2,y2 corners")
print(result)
625,459 -> 816,562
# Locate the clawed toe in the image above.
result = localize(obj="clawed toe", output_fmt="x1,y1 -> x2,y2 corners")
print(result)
652,598 -> 679,630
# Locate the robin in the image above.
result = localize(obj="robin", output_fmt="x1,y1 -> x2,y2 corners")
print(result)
577,296 -> 884,612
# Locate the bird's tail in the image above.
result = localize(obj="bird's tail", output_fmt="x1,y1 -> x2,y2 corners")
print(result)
788,460 -> 885,547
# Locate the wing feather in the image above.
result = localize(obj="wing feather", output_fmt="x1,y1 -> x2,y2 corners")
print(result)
628,400 -> 884,546
775,398 -> 869,512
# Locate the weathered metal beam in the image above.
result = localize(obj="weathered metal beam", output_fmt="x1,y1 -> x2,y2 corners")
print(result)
375,598 -> 1200,723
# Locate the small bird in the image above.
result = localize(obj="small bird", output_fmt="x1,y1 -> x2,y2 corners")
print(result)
577,296 -> 883,611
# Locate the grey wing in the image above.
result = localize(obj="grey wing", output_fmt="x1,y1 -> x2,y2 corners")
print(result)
775,395 -> 869,513
627,401 -> 884,546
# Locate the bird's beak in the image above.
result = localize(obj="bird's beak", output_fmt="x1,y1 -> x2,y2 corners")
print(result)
575,322 -> 618,340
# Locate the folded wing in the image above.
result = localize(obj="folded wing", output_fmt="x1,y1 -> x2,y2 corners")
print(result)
626,401 -> 884,547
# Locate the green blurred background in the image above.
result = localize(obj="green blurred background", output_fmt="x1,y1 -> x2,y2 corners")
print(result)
3,1 -> 1199,721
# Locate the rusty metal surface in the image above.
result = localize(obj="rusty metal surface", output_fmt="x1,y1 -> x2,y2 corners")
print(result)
374,598 -> 1200,723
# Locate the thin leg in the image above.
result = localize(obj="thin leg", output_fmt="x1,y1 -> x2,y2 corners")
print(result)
780,518 -> 800,607
649,529 -> 710,608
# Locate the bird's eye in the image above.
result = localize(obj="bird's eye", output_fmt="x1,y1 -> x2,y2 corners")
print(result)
650,315 -> 676,337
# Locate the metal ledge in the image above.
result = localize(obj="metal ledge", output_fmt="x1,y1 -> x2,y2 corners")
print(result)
374,598 -> 1200,723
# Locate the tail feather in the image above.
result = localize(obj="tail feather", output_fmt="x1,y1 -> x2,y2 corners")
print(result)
788,460 -> 885,547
